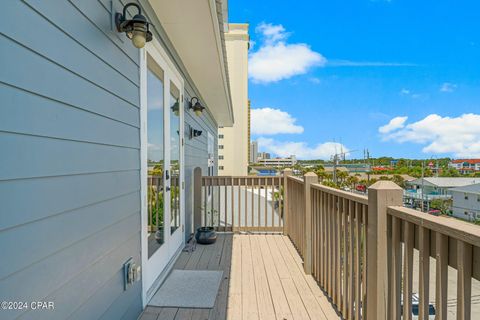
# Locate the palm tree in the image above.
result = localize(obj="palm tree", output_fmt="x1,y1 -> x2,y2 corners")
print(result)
346,175 -> 359,189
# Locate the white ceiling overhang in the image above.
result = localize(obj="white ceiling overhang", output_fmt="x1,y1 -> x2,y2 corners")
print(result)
149,0 -> 234,126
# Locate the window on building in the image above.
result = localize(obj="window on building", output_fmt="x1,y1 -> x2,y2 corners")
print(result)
477,196 -> 480,202
219,155 -> 224,160
219,166 -> 224,170
219,145 -> 224,149
464,193 -> 469,200
219,134 -> 224,139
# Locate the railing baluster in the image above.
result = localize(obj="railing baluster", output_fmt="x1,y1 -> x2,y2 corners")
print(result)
355,202 -> 361,320
156,176 -> 160,230
325,192 -> 329,294
403,221 -> 414,320
203,178 -> 207,227
230,177 -> 234,231
251,178 -> 255,230
256,178 -> 260,228
391,216 -> 402,320
457,240 -> 472,320
320,190 -> 325,288
264,178 -> 268,228
327,193 -> 332,295
435,232 -> 448,320
244,177 -> 247,230
342,198 -> 348,312
237,178 -> 241,230
270,178 -> 274,228
362,204 -> 367,319
418,226 -> 430,320
349,200 -> 355,319
334,196 -> 342,304
313,188 -> 316,278
217,179 -> 221,229
210,178 -> 214,226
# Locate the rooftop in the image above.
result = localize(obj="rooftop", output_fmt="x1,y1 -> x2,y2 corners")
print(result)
451,159 -> 480,164
409,177 -> 480,188
450,182 -> 480,195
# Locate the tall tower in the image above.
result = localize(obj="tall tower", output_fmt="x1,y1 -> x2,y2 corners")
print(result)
218,24 -> 249,175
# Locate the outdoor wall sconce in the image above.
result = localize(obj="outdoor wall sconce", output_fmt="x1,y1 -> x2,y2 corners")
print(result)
189,97 -> 205,117
115,3 -> 152,48
171,101 -> 180,116
189,127 -> 203,139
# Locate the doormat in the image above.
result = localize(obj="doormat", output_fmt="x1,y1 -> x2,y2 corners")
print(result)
149,270 -> 223,308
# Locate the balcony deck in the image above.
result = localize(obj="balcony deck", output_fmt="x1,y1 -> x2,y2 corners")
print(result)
140,233 -> 340,320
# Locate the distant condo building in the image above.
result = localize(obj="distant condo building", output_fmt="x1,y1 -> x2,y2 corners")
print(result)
258,155 -> 297,167
258,152 -> 270,160
448,159 -> 480,174
250,141 -> 258,163
218,24 -> 249,175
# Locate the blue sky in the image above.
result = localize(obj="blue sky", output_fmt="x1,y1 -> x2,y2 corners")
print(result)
229,0 -> 480,160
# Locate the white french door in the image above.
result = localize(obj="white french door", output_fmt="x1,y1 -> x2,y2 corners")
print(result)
140,39 -> 185,304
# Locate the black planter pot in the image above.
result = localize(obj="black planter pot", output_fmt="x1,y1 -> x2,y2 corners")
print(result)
195,226 -> 217,245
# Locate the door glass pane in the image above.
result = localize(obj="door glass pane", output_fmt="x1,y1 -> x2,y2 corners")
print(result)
169,82 -> 181,234
147,56 -> 165,258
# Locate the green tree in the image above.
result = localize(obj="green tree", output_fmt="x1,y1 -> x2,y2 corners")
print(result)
440,167 -> 460,177
430,199 -> 452,215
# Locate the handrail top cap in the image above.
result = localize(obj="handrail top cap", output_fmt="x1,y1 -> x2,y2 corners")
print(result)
304,172 -> 318,177
368,180 -> 403,191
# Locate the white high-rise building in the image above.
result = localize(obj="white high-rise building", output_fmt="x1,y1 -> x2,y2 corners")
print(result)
250,141 -> 258,163
218,24 -> 249,175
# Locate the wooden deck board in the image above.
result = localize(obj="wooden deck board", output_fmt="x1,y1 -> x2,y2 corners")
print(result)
139,234 -> 339,320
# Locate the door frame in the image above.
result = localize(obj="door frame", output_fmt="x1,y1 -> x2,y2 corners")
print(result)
139,37 -> 185,307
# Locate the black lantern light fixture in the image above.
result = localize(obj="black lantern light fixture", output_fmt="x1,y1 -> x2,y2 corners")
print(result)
189,97 -> 205,117
171,100 -> 180,117
115,3 -> 152,49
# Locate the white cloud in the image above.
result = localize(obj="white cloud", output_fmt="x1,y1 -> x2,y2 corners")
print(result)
400,88 -> 423,99
251,108 -> 304,135
148,142 -> 161,151
378,116 -> 408,134
255,23 -> 288,44
380,113 -> 480,157
249,23 -> 326,83
440,82 -> 457,92
258,138 -> 349,160
328,60 -> 416,67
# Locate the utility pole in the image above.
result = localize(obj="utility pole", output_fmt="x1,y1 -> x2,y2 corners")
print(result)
421,160 -> 425,212
332,153 -> 338,185
365,149 -> 371,183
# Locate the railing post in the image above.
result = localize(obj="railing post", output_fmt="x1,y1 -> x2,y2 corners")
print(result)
303,172 -> 318,275
283,168 -> 293,236
366,181 -> 403,320
193,167 -> 202,232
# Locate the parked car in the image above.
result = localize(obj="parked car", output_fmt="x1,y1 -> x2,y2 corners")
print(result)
356,185 -> 367,192
401,293 -> 435,319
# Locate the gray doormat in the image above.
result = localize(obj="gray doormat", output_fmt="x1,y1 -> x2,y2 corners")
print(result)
149,270 -> 224,308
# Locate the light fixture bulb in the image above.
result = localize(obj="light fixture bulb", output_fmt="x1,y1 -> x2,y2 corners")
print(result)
195,109 -> 202,117
132,30 -> 146,48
